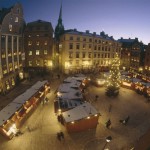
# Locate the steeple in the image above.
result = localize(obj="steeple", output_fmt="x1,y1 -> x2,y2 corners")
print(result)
55,1 -> 64,41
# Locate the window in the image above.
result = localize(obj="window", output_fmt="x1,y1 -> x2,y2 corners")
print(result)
70,36 -> 73,40
88,53 -> 91,58
83,44 -> 86,49
28,41 -> 32,46
98,53 -> 100,58
29,61 -> 32,66
36,41 -> 40,45
2,54 -> 5,58
69,43 -> 73,50
76,44 -> 80,50
95,39 -> 97,43
83,38 -> 86,42
36,50 -> 40,55
77,37 -> 80,41
98,46 -> 101,50
89,44 -> 92,49
94,53 -> 96,58
44,60 -> 47,65
9,24 -> 12,31
69,52 -> 73,58
44,50 -> 48,55
15,17 -> 18,22
89,38 -> 92,42
36,60 -> 40,66
76,53 -> 79,58
94,45 -> 97,50
44,41 -> 47,45
82,53 -> 86,58
29,51 -> 32,56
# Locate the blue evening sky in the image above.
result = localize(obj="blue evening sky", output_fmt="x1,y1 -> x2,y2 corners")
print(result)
1,0 -> 150,44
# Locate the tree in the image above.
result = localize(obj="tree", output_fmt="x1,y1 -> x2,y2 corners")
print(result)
106,53 -> 121,97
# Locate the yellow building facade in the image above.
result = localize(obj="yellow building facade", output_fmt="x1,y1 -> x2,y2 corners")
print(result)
59,30 -> 122,74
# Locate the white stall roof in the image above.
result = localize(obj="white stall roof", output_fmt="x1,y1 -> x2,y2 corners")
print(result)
58,83 -> 79,93
58,90 -> 83,100
0,80 -> 48,126
62,102 -> 98,123
13,88 -> 38,104
31,80 -> 48,90
0,102 -> 22,126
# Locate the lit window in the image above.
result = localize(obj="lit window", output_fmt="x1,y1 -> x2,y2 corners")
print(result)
15,17 -> 18,22
3,70 -> 7,74
44,41 -> 47,45
69,52 -> 73,58
44,50 -> 47,55
2,54 -> 5,58
36,50 -> 40,55
44,60 -> 47,65
36,35 -> 39,37
28,41 -> 32,46
36,41 -> 39,45
9,24 -> 12,31
29,51 -> 32,56
36,60 -> 40,66
29,61 -> 32,66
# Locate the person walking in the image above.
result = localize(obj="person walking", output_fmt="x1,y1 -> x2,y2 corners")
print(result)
60,131 -> 64,139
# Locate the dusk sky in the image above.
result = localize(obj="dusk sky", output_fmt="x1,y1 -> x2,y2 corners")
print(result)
1,0 -> 150,44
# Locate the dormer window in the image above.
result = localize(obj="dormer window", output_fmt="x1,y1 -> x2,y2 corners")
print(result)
9,24 -> 12,31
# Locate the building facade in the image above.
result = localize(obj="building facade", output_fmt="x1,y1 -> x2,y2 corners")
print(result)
0,3 -> 25,94
144,43 -> 150,75
118,38 -> 146,72
58,29 -> 122,74
24,20 -> 53,75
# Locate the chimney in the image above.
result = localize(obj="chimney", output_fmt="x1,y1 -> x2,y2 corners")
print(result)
93,32 -> 96,35
86,30 -> 89,34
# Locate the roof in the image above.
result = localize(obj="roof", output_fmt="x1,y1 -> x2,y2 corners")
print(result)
62,102 -> 98,123
57,98 -> 83,110
58,83 -> 80,93
0,102 -> 22,126
64,29 -> 117,41
58,90 -> 83,100
0,80 -> 48,126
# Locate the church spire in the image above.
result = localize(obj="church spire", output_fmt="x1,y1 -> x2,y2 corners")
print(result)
55,1 -> 64,41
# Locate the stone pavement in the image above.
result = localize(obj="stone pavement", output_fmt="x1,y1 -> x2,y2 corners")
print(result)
0,76 -> 150,150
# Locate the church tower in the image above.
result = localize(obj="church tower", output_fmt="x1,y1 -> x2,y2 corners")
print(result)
55,2 -> 64,41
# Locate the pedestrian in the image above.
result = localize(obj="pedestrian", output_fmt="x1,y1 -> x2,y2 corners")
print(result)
106,119 -> 111,129
57,132 -> 61,141
60,131 -> 64,139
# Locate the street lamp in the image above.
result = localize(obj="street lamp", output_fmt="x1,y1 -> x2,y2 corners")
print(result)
102,136 -> 112,150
